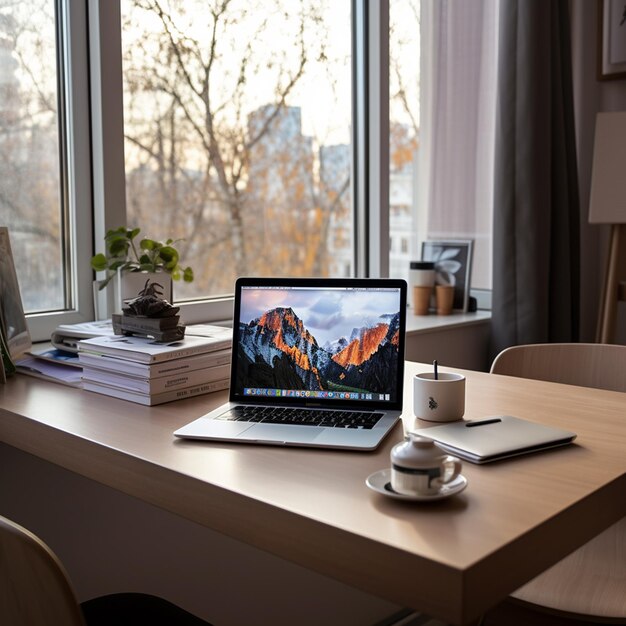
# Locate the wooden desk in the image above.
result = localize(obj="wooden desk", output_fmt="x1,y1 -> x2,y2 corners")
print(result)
0,363 -> 624,625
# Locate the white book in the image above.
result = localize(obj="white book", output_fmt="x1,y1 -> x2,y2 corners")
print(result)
78,328 -> 232,364
78,348 -> 231,377
51,320 -> 115,352
15,356 -> 83,388
81,362 -> 230,394
83,377 -> 230,406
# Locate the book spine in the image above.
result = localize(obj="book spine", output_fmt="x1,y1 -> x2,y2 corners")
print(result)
149,340 -> 231,363
82,363 -> 230,394
83,378 -> 229,405
79,339 -> 232,363
79,349 -> 231,377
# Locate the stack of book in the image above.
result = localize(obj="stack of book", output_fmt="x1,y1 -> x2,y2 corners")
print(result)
77,327 -> 232,405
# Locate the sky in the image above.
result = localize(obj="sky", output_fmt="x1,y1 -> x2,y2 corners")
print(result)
239,286 -> 401,346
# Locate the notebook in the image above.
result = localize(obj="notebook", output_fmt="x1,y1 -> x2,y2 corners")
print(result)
174,276 -> 407,450
410,415 -> 577,464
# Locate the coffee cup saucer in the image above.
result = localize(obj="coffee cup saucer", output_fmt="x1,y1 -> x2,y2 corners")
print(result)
365,468 -> 467,501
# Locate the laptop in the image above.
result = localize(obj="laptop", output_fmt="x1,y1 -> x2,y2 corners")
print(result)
174,276 -> 407,450
411,415 -> 577,464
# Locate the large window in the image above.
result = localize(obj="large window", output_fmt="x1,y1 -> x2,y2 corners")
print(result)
0,0 -> 65,312
120,0 -> 352,301
1,1 -> 494,341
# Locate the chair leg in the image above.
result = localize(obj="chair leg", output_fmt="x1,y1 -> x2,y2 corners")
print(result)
80,593 -> 212,626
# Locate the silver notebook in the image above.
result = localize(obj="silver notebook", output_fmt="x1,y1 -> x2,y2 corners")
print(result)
174,277 -> 407,450
411,415 -> 577,464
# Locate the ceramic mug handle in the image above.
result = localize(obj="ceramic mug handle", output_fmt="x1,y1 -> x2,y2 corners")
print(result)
434,455 -> 462,487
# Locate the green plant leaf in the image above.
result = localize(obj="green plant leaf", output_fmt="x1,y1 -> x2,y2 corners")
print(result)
158,246 -> 179,268
91,253 -> 108,271
108,238 -> 129,256
95,226 -> 193,286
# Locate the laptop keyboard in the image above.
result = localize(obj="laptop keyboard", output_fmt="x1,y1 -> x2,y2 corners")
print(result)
215,406 -> 385,429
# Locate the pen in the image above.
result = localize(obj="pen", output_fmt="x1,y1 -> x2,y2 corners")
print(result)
465,418 -> 502,427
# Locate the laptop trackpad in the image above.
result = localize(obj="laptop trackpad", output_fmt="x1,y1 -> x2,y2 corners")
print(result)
176,419 -> 255,439
237,424 -> 323,444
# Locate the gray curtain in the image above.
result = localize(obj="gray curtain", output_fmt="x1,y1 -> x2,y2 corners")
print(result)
491,0 -> 580,359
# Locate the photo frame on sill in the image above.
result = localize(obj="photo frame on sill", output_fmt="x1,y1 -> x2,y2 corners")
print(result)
421,239 -> 473,313
598,0 -> 626,80
0,227 -> 31,365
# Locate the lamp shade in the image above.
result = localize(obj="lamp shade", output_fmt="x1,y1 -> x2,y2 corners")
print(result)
589,111 -> 626,224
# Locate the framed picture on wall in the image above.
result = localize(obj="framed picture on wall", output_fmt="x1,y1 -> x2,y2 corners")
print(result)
421,239 -> 474,312
598,0 -> 626,80
0,227 -> 31,361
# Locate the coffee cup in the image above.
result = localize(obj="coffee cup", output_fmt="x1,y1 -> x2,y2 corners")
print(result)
435,284 -> 454,315
413,371 -> 465,422
413,286 -> 432,315
390,434 -> 462,496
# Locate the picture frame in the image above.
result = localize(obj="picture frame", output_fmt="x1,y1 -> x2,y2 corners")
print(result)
0,227 -> 31,362
421,239 -> 473,313
598,0 -> 626,80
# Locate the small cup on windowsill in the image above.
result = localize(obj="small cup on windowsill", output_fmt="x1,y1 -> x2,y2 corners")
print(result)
435,285 -> 454,315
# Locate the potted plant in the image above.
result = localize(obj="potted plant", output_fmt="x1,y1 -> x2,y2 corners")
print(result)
91,227 -> 194,314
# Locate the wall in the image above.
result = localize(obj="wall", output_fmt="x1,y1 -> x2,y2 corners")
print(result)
572,0 -> 626,343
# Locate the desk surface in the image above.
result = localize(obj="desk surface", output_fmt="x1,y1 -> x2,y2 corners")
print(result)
0,363 -> 625,625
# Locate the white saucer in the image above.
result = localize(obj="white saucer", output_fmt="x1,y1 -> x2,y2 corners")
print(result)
365,469 -> 468,501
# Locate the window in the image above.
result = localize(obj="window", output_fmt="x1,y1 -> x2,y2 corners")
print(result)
120,0 -> 352,301
0,1 -> 64,312
3,1 -> 494,341
0,1 -> 92,340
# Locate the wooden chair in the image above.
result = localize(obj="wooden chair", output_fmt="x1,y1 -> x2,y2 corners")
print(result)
490,342 -> 626,623
0,513 -> 87,625
0,514 -> 211,626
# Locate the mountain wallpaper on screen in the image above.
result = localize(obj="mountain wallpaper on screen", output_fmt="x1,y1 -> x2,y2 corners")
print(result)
236,306 -> 400,396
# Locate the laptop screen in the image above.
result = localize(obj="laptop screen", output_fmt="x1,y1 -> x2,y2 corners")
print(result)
229,277 -> 407,410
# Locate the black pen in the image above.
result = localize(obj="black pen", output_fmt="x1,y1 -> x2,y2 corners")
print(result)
465,418 -> 502,427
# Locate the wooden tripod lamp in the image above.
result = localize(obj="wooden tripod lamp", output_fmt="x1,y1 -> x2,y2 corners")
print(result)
589,111 -> 626,344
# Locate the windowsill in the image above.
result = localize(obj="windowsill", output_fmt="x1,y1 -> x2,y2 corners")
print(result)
405,310 -> 491,336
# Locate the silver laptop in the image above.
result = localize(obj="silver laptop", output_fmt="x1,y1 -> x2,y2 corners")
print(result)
174,277 -> 407,450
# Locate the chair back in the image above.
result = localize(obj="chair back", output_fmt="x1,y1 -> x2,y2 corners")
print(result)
0,514 -> 86,626
490,343 -> 626,392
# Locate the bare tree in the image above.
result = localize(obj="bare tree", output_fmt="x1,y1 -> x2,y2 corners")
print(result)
123,0 -> 349,294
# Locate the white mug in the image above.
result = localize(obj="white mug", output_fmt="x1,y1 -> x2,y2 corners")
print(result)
413,372 -> 465,422
391,435 -> 462,496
